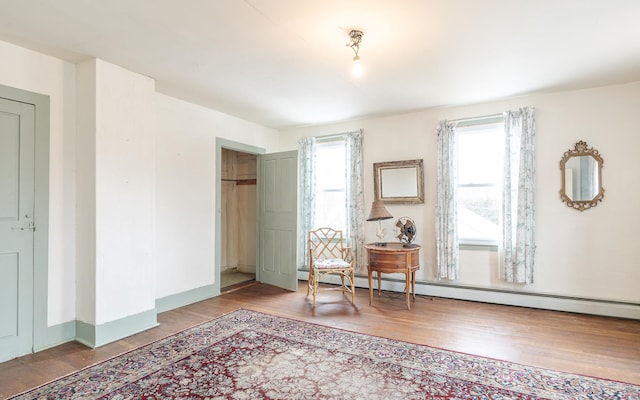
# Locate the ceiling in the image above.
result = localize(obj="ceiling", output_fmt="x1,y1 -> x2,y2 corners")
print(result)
1,0 -> 639,129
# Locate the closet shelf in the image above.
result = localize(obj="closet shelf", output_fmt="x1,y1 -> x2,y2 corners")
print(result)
222,178 -> 257,185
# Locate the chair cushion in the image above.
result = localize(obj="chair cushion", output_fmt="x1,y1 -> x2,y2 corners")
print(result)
314,258 -> 350,269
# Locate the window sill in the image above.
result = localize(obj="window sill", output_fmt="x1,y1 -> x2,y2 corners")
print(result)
460,240 -> 498,251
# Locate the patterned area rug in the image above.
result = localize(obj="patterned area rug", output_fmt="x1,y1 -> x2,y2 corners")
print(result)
11,309 -> 639,399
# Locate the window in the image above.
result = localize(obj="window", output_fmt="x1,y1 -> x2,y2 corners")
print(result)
437,108 -> 535,281
314,139 -> 347,232
299,130 -> 364,270
456,120 -> 504,245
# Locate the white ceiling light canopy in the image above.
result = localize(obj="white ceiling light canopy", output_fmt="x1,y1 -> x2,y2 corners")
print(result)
346,29 -> 364,76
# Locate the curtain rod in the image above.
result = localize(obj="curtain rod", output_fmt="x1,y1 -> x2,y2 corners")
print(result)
450,113 -> 503,126
315,129 -> 362,143
316,133 -> 345,142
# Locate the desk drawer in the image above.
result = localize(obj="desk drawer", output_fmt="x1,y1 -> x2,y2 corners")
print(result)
369,252 -> 407,269
369,252 -> 404,264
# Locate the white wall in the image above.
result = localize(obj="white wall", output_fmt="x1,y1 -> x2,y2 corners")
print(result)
279,81 -> 640,304
76,59 -> 157,326
154,93 -> 278,299
94,60 -> 156,324
75,60 -> 96,325
0,40 -> 76,327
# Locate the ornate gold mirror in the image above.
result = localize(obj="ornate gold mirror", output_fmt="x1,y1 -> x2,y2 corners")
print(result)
559,141 -> 604,211
374,159 -> 424,204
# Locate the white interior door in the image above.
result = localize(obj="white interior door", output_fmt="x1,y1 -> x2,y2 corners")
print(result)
0,97 -> 35,362
258,150 -> 298,291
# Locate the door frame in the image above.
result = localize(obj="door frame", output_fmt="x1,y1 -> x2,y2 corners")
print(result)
214,138 -> 265,295
0,84 -> 50,352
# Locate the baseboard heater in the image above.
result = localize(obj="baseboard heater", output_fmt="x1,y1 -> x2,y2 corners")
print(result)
297,270 -> 640,320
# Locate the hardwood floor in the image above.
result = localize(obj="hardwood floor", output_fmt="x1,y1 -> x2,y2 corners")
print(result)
1,282 -> 639,398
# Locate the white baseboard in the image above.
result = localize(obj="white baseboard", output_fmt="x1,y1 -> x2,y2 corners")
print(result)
297,271 -> 640,320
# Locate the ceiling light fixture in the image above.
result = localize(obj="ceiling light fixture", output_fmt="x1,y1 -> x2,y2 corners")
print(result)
346,29 -> 364,77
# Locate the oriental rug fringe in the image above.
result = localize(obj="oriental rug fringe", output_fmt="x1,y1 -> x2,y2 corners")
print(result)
11,309 -> 640,399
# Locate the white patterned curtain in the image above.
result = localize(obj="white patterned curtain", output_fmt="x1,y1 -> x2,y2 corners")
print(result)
435,121 -> 459,280
345,129 -> 366,272
500,107 -> 536,283
298,136 -> 317,268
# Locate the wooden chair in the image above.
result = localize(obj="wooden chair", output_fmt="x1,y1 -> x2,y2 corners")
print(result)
307,227 -> 355,307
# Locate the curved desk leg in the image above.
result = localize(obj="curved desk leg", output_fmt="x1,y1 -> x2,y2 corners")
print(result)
368,266 -> 373,305
405,269 -> 411,310
411,270 -> 417,301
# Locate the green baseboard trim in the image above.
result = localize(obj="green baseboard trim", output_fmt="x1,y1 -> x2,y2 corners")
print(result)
33,320 -> 75,352
75,320 -> 95,348
155,284 -> 218,313
75,308 -> 159,348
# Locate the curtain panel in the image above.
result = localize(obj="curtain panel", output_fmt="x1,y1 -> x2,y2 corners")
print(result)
298,136 -> 317,269
345,129 -> 366,272
501,107 -> 536,284
435,121 -> 460,280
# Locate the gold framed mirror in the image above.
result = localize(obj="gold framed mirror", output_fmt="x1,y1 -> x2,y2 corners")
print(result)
373,159 -> 424,204
559,141 -> 604,211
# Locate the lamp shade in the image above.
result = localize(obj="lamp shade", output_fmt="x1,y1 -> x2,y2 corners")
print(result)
367,200 -> 393,221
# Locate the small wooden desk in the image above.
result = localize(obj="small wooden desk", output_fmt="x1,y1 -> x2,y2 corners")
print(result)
365,243 -> 420,310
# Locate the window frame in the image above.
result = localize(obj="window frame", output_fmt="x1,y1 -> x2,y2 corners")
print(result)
313,136 -> 347,232
455,115 -> 504,247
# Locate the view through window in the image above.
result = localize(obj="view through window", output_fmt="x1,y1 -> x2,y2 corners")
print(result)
456,121 -> 504,244
314,139 -> 347,232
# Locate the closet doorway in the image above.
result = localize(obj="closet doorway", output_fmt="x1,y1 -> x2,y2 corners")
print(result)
220,148 -> 257,290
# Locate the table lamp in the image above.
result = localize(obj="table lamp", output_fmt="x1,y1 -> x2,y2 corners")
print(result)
366,200 -> 393,246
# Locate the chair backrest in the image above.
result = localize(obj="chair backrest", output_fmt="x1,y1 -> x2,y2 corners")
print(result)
308,227 -> 345,264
